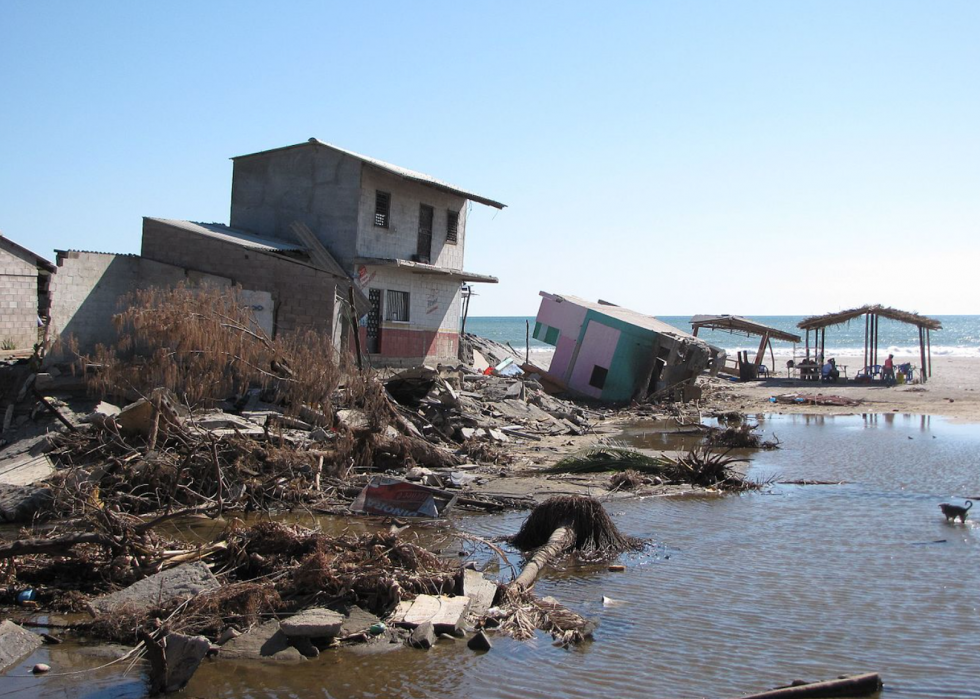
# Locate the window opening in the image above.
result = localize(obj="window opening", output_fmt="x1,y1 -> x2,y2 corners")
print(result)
417,204 -> 433,262
385,290 -> 410,322
374,191 -> 391,228
589,365 -> 608,390
447,210 -> 459,244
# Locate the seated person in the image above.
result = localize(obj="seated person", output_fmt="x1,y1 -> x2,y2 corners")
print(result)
821,358 -> 840,382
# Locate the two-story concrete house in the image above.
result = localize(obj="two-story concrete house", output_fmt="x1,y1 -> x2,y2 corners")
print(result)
225,139 -> 504,366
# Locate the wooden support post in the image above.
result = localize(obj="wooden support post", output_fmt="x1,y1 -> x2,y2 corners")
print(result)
872,314 -> 878,366
805,329 -> 810,361
927,328 -> 932,377
754,332 -> 770,367
348,287 -> 363,371
820,328 -> 826,363
919,326 -> 927,384
863,313 -> 869,373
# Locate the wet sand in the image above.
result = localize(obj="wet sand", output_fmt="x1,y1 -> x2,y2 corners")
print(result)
706,355 -> 980,423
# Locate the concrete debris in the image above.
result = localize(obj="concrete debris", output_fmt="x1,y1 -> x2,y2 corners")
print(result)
280,608 -> 344,638
462,569 -> 498,618
116,388 -> 182,437
0,483 -> 52,523
144,632 -> 213,694
392,594 -> 471,635
466,629 -> 493,652
408,621 -> 436,650
216,620 -> 303,662
0,620 -> 43,673
0,453 -> 54,487
89,561 -> 220,615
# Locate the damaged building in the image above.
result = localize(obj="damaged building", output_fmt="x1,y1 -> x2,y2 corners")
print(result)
218,138 -> 504,365
0,234 -> 54,352
46,139 -> 504,365
531,292 -> 716,402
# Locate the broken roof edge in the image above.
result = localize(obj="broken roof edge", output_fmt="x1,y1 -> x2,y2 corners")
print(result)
0,234 -> 56,272
144,218 -> 306,253
231,139 -> 506,210
798,304 -> 942,331
690,314 -> 802,343
355,257 -> 498,283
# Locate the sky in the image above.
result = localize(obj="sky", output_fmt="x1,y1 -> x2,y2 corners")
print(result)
2,1 -> 978,317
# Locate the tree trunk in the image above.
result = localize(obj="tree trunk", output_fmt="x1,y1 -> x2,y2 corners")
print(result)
510,523 -> 575,591
734,673 -> 882,699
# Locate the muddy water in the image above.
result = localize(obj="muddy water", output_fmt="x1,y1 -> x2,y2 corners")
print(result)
19,414 -> 980,698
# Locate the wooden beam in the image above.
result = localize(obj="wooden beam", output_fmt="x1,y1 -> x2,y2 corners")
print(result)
754,331 -> 770,366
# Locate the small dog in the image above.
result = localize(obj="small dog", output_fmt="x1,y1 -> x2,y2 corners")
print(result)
939,500 -> 972,523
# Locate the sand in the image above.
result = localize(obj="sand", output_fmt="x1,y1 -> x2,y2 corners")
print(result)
707,355 -> 980,422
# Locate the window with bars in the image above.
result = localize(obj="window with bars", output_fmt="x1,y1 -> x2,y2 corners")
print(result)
374,191 -> 391,228
446,210 -> 459,244
385,290 -> 410,322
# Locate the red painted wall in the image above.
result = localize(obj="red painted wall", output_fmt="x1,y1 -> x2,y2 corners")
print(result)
358,326 -> 458,362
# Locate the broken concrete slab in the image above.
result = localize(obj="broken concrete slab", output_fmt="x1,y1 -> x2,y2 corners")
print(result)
462,570 -> 498,618
280,608 -> 344,638
217,620 -> 303,662
144,632 -> 212,694
409,621 -> 436,650
339,606 -> 381,637
80,401 -> 121,427
392,594 -> 471,634
0,620 -> 43,673
467,630 -> 493,652
116,388 -> 182,437
0,484 -> 52,523
0,453 -> 54,487
336,409 -> 370,433
89,561 -> 219,615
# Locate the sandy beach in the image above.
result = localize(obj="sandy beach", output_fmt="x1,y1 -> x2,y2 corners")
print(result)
704,354 -> 980,423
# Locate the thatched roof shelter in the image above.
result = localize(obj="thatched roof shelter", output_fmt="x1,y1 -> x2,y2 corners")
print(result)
798,305 -> 941,331
691,315 -> 802,343
796,304 -> 940,382
690,315 -> 801,378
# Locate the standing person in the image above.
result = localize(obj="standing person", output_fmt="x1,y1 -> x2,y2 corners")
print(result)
882,354 -> 895,386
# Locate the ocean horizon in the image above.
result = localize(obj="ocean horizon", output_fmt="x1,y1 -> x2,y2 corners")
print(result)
465,314 -> 980,362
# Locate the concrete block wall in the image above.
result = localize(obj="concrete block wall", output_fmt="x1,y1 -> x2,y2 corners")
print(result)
0,246 -> 40,350
230,144 -> 362,268
357,166 -> 466,270
141,218 -> 339,338
48,251 -> 197,354
357,266 -> 461,364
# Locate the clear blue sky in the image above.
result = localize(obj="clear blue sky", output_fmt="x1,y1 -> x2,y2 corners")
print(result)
2,1 -> 978,317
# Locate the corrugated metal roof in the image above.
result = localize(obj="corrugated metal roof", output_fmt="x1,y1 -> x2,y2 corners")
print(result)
146,219 -> 306,253
232,139 -> 506,210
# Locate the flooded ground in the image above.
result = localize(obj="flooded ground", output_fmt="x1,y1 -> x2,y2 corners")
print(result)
9,414 -> 979,698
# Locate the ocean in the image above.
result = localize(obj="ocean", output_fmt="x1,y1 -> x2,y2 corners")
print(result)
466,314 -> 980,364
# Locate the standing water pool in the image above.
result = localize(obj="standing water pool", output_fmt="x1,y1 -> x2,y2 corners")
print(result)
13,414 -> 980,699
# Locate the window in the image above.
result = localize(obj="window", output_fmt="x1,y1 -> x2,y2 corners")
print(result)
589,365 -> 608,390
446,210 -> 459,244
374,191 -> 391,228
385,290 -> 410,322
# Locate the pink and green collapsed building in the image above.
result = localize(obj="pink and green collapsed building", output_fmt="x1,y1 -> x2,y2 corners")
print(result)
532,292 -> 717,403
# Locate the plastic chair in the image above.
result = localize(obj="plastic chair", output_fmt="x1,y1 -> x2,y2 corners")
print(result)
855,365 -> 882,382
758,364 -> 770,378
898,363 -> 914,382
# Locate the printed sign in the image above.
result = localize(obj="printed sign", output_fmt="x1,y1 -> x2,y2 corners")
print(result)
350,477 -> 457,518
